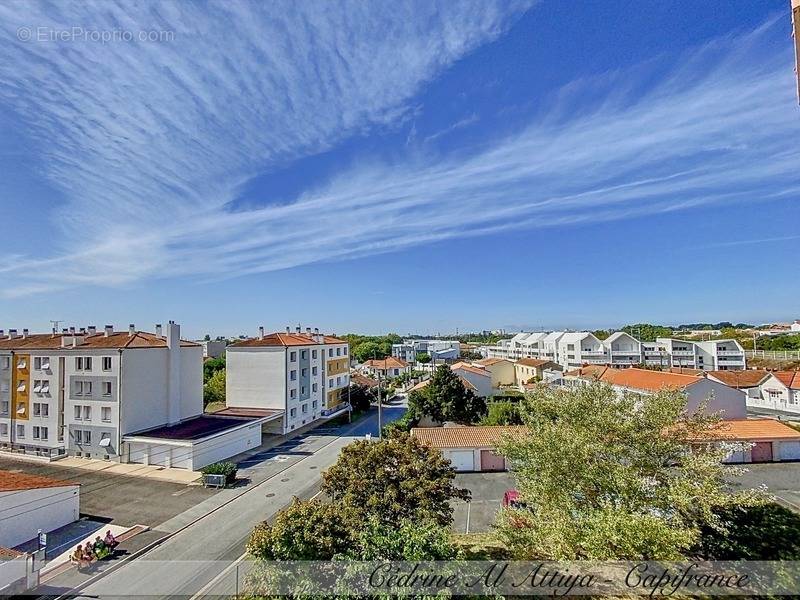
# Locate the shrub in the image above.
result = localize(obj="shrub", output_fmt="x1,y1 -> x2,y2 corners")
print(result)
201,461 -> 238,484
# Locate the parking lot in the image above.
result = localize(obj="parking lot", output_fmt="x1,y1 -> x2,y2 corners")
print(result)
451,471 -> 516,533
0,457 -> 218,528
724,462 -> 800,511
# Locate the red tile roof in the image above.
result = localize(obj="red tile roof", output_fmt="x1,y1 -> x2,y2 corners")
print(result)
0,470 -> 78,492
516,358 -> 557,368
351,373 -> 379,388
0,331 -> 198,350
411,425 -> 526,448
706,370 -> 771,388
688,418 -> 800,442
568,366 -> 705,393
564,365 -> 609,378
231,333 -> 324,347
773,371 -> 800,390
363,357 -> 408,369
451,362 -> 491,377
0,546 -> 25,559
475,358 -> 509,366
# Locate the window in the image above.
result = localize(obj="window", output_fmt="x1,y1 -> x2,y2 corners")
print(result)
301,403 -> 308,413
0,423 -> 7,436
1,356 -> 9,369
102,356 -> 112,371
301,350 -> 307,360
312,400 -> 317,409
33,402 -> 41,416
83,406 -> 91,421
290,389 -> 296,399
101,406 -> 112,422
84,430 -> 92,445
16,403 -> 25,415
336,376 -> 341,386
328,378 -> 333,387
768,390 -> 781,399
17,359 -> 26,369
0,400 -> 8,414
16,424 -> 25,438
41,380 -> 49,394
40,426 -> 48,441
33,379 -> 42,393
301,368 -> 307,377
33,426 -> 41,439
75,430 -> 83,444
34,357 -> 42,370
290,370 -> 297,381
343,347 -> 348,356
102,381 -> 112,396
312,350 -> 317,359
312,383 -> 318,393
336,348 -> 341,356
16,381 -> 25,392
328,348 -> 333,357
40,403 -> 49,417
75,381 -> 83,396
312,366 -> 318,376
84,381 -> 93,396
75,356 -> 93,371
290,351 -> 297,362
0,381 -> 7,393
290,407 -> 297,418
74,405 -> 82,420
301,386 -> 306,395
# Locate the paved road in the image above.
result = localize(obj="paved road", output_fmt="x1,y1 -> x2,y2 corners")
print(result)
47,403 -> 405,599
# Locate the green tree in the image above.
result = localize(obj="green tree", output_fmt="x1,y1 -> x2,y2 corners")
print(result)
347,384 -> 373,413
408,365 -> 486,424
247,498 -> 357,560
496,382 -> 764,560
203,368 -> 226,405
621,323 -> 674,342
480,400 -> 522,425
321,434 -> 469,526
415,352 -> 431,363
355,517 -> 457,560
203,355 -> 226,382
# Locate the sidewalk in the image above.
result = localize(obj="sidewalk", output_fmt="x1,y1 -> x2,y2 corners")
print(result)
54,456 -> 202,484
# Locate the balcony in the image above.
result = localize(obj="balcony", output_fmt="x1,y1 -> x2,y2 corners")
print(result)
320,402 -> 351,418
717,350 -> 744,356
580,350 -> 606,356
672,350 -> 695,356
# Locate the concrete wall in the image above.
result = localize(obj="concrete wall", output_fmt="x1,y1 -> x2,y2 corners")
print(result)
0,486 -> 79,547
685,378 -> 747,419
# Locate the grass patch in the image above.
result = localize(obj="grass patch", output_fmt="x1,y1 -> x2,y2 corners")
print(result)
205,401 -> 226,413
451,532 -> 511,560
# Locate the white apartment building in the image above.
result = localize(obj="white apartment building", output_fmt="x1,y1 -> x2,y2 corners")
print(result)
225,327 -> 350,434
0,322 -> 203,461
392,340 -> 460,363
485,330 -> 745,372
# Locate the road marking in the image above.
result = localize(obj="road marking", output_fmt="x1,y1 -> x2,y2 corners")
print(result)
465,501 -> 471,534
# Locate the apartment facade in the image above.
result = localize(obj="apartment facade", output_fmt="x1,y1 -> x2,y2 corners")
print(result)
485,331 -> 745,372
0,322 -> 202,460
392,340 -> 460,363
226,327 -> 350,434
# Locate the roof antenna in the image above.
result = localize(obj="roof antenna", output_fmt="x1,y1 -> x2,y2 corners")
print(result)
50,319 -> 62,335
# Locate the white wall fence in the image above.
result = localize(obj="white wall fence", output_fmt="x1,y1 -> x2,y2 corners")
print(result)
747,350 -> 800,360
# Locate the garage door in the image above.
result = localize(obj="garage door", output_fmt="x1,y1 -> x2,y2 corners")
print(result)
779,441 -> 800,461
751,442 -> 774,463
449,450 -> 475,472
480,450 -> 506,471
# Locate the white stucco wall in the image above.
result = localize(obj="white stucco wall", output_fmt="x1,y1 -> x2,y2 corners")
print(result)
225,348 -> 287,411
685,378 -> 747,419
0,486 -> 79,547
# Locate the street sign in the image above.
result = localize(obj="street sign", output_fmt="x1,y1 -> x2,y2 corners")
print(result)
38,530 -> 47,548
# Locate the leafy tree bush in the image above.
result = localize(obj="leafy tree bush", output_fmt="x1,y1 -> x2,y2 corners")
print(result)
408,365 -> 486,424
203,355 -> 226,382
355,517 -> 457,560
480,400 -> 522,425
496,382 -> 765,560
321,434 -> 469,526
695,503 -> 800,559
415,352 -> 431,363
347,384 -> 373,413
382,410 -> 417,437
203,368 -> 226,405
200,461 -> 237,484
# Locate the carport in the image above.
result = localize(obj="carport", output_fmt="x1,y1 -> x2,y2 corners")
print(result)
692,418 -> 800,464
410,425 -> 525,472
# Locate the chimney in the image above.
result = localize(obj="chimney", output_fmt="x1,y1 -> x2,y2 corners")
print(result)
69,326 -> 75,335
8,329 -> 17,339
314,328 -> 319,335
104,325 -> 113,337
296,325 -> 301,334
286,326 -> 290,334
258,326 -> 265,339
88,325 -> 97,335
0,329 -> 4,337
165,321 -> 182,425
62,328 -> 68,334
72,337 -> 78,348
306,327 -> 311,335
128,323 -> 135,336
22,328 -> 29,339
155,323 -> 163,337
79,327 -> 86,334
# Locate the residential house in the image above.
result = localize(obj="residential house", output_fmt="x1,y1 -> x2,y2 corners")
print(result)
688,418 -> 800,463
705,370 -> 771,400
563,366 -> 747,419
514,358 -> 561,387
473,358 -> 516,389
752,371 -> 800,416
450,362 -> 493,398
362,356 -> 410,379
792,320 -> 800,333
225,327 -> 351,434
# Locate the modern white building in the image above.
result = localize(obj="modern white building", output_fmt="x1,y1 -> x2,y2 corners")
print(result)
392,340 -> 460,363
199,340 -> 226,359
484,330 -> 745,372
225,327 -> 350,434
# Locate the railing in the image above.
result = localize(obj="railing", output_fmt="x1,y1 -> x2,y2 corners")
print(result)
747,350 -> 800,360
321,402 -> 351,417
717,350 -> 744,356
671,350 -> 694,356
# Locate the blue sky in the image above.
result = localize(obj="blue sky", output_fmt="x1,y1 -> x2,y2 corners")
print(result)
0,0 -> 798,338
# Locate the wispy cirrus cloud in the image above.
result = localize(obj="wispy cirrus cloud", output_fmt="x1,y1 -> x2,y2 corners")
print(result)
0,6 -> 798,297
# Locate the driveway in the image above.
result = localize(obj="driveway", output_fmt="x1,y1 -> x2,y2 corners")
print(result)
724,462 -> 800,512
451,471 -> 516,533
